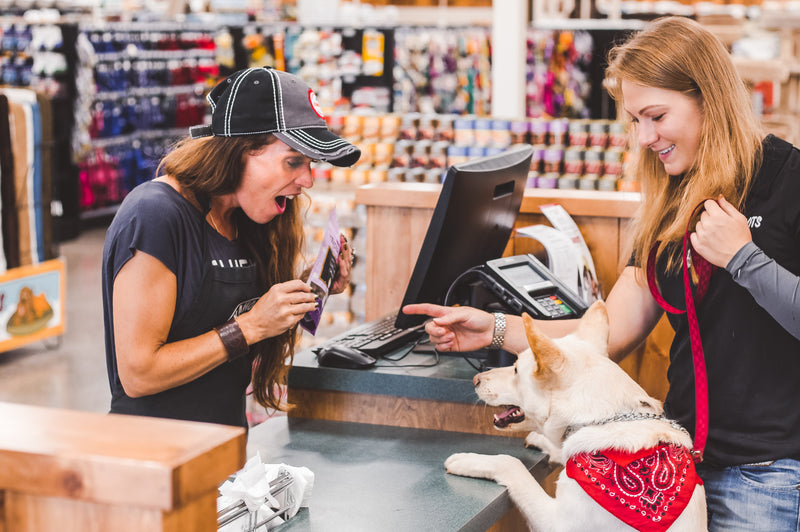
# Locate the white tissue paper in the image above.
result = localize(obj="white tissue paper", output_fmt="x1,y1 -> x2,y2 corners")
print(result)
217,452 -> 314,531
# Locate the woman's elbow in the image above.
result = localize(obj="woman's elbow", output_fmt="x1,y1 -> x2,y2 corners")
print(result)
118,371 -> 153,398
116,352 -> 159,397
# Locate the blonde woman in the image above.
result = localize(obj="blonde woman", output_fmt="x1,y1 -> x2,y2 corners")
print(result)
102,68 -> 359,428
406,17 -> 800,529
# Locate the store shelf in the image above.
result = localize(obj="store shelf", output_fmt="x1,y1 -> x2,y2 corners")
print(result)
733,56 -> 789,83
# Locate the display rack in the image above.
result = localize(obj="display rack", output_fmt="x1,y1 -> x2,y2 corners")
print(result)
0,84 -> 66,355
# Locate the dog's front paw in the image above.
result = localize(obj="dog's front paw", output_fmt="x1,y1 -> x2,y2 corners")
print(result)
445,453 -> 521,482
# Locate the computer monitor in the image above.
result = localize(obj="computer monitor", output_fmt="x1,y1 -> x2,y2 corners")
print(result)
394,144 -> 533,329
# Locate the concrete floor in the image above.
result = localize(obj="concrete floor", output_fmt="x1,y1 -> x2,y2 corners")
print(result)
0,227 -> 111,413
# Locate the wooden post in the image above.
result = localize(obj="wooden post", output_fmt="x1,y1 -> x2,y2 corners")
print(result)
0,402 -> 245,532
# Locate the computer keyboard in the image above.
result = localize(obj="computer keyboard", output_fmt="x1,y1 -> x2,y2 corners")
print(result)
329,313 -> 427,357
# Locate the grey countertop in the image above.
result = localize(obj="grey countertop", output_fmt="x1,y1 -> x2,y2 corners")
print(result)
247,416 -> 550,531
289,345 -> 497,404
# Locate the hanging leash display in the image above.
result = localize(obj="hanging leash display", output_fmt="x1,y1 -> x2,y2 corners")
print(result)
645,201 -> 718,462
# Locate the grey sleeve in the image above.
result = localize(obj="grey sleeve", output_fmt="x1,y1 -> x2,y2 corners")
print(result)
725,241 -> 800,340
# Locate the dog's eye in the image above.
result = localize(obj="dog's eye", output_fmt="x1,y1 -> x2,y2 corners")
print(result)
514,366 -> 518,374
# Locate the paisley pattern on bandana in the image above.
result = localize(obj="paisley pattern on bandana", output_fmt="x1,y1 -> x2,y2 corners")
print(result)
565,443 -> 702,532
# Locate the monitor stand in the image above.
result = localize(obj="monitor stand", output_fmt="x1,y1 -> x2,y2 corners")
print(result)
481,349 -> 517,370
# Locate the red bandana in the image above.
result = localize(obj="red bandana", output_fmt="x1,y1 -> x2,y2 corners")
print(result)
565,443 -> 702,532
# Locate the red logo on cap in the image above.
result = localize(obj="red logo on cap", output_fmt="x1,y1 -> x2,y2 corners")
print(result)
308,90 -> 325,119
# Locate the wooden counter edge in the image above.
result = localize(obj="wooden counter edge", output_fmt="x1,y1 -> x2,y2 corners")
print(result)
0,402 -> 246,510
355,182 -> 642,218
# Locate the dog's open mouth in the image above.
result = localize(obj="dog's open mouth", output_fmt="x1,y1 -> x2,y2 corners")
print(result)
494,406 -> 525,428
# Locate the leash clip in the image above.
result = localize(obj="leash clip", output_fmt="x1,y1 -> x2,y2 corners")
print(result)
691,449 -> 704,463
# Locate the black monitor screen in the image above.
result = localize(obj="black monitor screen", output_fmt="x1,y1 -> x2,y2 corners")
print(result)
394,144 -> 533,328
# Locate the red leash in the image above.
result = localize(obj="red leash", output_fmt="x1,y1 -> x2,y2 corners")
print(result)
646,202 -> 717,462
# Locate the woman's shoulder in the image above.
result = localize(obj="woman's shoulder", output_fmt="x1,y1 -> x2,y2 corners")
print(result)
122,179 -> 182,207
119,180 -> 199,220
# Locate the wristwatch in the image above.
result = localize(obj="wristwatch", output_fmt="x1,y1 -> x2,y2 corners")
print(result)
489,312 -> 506,349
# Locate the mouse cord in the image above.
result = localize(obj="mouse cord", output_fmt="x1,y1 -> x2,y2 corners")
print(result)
376,337 -> 440,368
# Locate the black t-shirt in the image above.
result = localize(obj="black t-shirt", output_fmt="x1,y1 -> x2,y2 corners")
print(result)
656,135 -> 800,466
102,181 -> 259,427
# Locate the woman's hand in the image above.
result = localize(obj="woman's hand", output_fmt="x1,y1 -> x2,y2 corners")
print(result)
238,280 -> 318,343
402,303 -> 494,352
330,233 -> 354,294
690,196 -> 752,268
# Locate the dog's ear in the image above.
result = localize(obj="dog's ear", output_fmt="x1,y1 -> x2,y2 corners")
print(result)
573,300 -> 609,352
522,313 -> 564,378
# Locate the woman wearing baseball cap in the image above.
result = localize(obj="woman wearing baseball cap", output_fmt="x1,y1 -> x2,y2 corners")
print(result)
101,67 -> 360,428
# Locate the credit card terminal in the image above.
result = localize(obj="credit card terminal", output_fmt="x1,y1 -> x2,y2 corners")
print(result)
481,254 -> 588,319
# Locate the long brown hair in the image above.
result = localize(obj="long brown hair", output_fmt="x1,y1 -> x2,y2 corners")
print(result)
159,134 -> 305,412
605,16 -> 763,273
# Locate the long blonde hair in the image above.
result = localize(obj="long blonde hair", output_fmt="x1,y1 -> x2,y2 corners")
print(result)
605,16 -> 763,273
159,134 -> 305,412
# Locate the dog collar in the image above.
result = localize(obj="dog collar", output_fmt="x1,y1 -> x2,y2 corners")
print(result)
562,412 -> 689,441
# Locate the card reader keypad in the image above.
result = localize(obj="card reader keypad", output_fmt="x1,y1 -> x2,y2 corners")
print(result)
533,295 -> 573,317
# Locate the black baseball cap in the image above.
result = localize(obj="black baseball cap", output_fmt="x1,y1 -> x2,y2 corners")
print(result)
190,67 -> 361,167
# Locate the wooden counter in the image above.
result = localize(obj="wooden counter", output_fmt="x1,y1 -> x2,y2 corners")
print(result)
0,402 -> 245,532
354,183 -> 673,401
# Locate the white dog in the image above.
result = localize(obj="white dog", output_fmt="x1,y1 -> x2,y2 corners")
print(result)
445,301 -> 707,531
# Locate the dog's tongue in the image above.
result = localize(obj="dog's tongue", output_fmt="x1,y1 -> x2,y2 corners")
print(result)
494,406 -> 524,428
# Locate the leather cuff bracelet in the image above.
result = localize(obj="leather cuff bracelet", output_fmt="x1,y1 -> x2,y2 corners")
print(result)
214,319 -> 249,361
489,312 -> 506,350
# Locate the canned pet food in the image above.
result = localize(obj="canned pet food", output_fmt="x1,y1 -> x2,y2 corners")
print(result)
343,114 -> 363,141
589,120 -> 609,149
491,119 -> 512,148
583,147 -> 604,175
400,112 -> 421,141
361,115 -> 381,142
543,146 -> 564,174
538,172 -> 560,189
558,174 -> 579,189
392,140 -> 413,167
608,121 -> 627,148
563,147 -> 585,175
529,119 -> 549,145
473,118 -> 493,147
408,168 -> 425,182
425,168 -> 444,183
368,168 -> 388,183
447,145 -> 469,167
468,146 -> 487,160
568,120 -> 589,148
373,142 -> 393,168
510,119 -> 530,145
430,141 -> 449,168
598,174 -> 619,191
603,148 -> 625,175
453,117 -> 475,146
387,167 -> 406,182
530,144 -> 546,173
549,119 -> 569,146
578,175 -> 598,190
411,141 -> 431,168
379,114 -> 401,141
435,114 -> 455,142
418,114 -> 437,141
